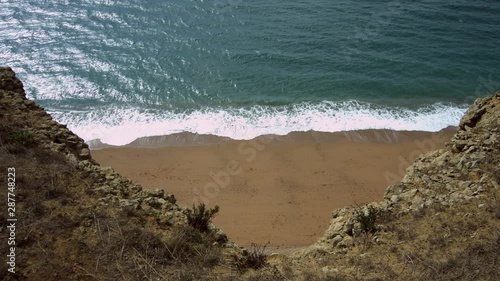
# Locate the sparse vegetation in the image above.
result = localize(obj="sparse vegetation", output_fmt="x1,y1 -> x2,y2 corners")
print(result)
354,205 -> 379,234
9,129 -> 35,145
233,243 -> 269,272
1,69 -> 499,281
0,140 -> 226,280
88,213 -> 223,279
185,203 -> 220,231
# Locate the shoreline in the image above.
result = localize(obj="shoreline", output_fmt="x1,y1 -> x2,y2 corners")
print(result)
92,127 -> 456,246
88,126 -> 457,150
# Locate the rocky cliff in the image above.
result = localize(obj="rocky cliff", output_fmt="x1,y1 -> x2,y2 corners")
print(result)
290,91 -> 500,280
0,67 -> 237,280
0,66 -> 186,225
0,66 -> 498,280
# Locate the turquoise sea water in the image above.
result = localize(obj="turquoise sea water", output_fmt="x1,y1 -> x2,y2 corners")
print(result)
1,0 -> 499,145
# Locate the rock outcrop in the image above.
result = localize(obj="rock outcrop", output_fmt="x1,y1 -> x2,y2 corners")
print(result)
0,67 -> 237,280
308,92 -> 499,252
0,66 -> 187,223
1,66 -> 498,280
280,93 -> 499,280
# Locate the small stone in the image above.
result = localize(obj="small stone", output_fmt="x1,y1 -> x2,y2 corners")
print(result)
66,154 -> 78,166
52,143 -> 66,152
322,266 -> 337,274
408,189 -> 419,197
213,230 -> 228,244
424,199 -> 434,207
131,185 -> 142,193
165,194 -> 176,204
332,209 -> 341,218
331,235 -> 343,245
331,221 -> 344,233
145,197 -> 163,209
151,189 -> 165,198
119,199 -> 140,208
79,148 -> 91,160
338,236 -> 353,248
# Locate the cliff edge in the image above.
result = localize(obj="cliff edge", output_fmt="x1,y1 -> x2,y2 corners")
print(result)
0,67 -> 240,280
288,91 -> 499,280
0,67 -> 498,280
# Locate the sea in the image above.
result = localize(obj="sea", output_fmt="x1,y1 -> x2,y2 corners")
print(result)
1,0 -> 499,145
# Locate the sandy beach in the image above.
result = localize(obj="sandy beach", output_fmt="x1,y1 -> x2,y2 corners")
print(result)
92,128 -> 455,247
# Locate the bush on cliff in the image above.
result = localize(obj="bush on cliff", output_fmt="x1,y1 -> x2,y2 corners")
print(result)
355,205 -> 379,234
9,129 -> 35,145
185,203 -> 220,231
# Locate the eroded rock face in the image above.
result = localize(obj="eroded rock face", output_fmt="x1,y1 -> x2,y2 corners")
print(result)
0,67 -> 91,162
0,67 -> 233,249
0,66 -> 24,94
308,92 -> 500,253
1,67 -> 245,280
2,66 -> 498,278
0,67 -> 189,225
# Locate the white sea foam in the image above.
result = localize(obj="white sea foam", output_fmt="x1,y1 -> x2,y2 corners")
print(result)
49,100 -> 468,146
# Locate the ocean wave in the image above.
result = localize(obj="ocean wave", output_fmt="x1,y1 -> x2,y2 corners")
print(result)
48,100 -> 467,146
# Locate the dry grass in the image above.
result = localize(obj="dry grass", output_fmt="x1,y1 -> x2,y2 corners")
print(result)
1,92 -> 498,280
0,126 -> 229,281
232,243 -> 269,272
2,138 -> 496,281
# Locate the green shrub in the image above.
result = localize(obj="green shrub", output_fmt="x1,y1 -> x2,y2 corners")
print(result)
185,203 -> 219,231
9,130 -> 35,145
355,206 -> 378,234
